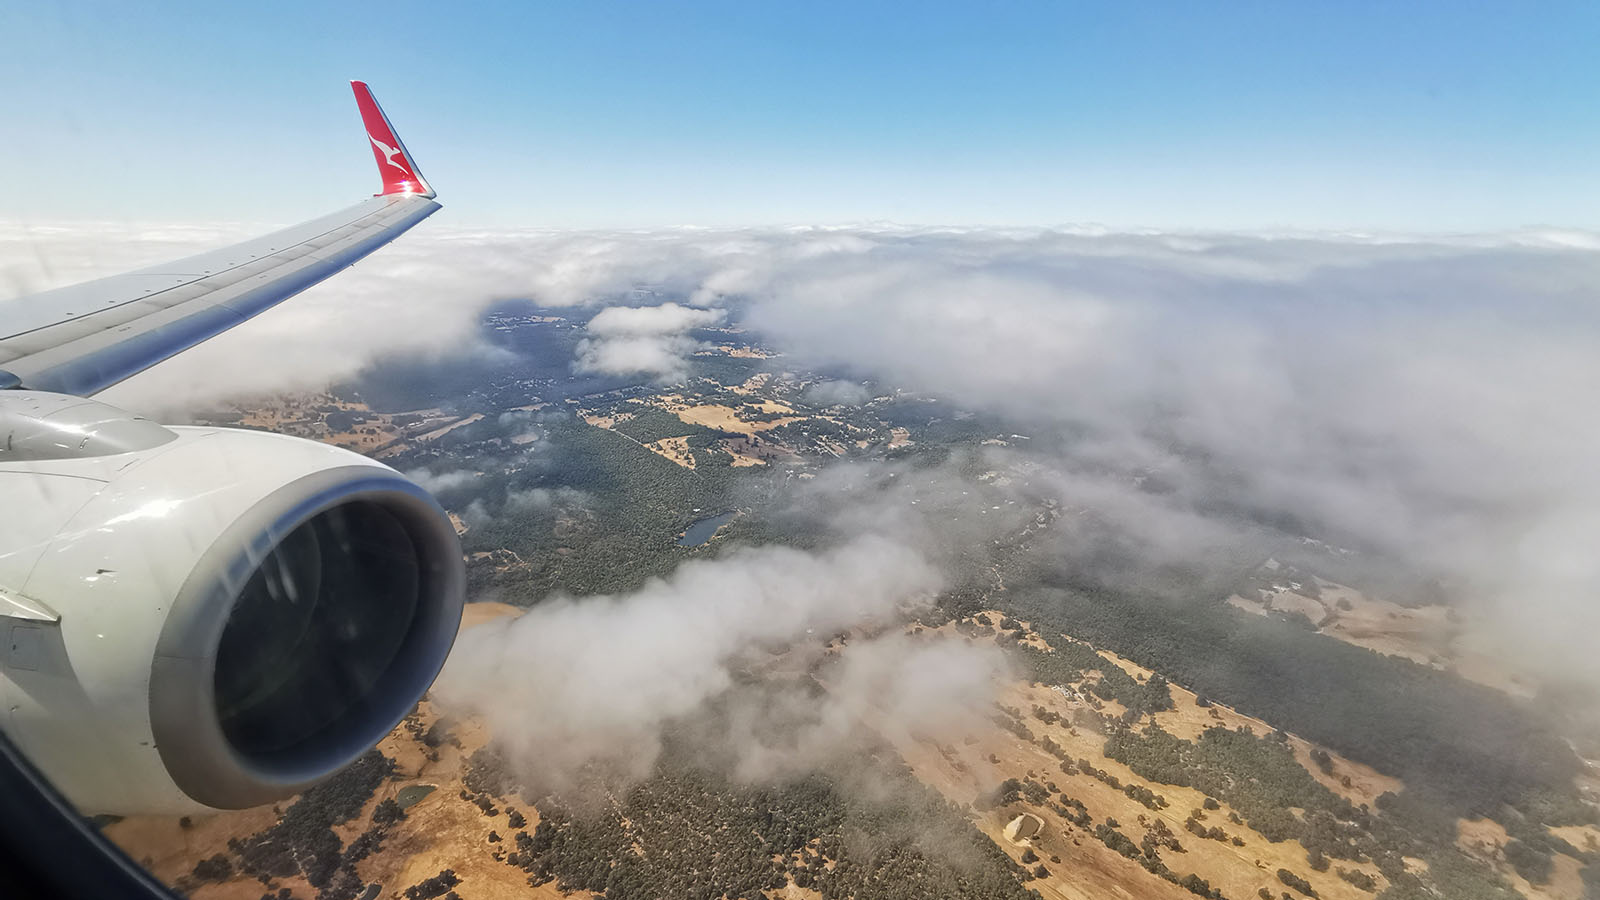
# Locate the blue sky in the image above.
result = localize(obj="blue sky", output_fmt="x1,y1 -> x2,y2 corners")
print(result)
3,2 -> 1597,230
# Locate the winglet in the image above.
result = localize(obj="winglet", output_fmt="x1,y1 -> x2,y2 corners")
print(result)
351,81 -> 435,198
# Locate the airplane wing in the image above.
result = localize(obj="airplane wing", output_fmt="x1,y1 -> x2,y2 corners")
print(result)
0,81 -> 440,398
0,83 -> 464,818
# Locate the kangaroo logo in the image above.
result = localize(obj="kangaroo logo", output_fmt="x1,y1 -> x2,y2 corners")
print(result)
369,134 -> 411,177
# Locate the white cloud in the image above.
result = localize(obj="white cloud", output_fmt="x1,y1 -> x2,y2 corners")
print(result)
435,536 -> 960,789
401,467 -> 478,494
803,379 -> 872,407
584,302 -> 725,336
575,302 -> 726,380
504,486 -> 590,512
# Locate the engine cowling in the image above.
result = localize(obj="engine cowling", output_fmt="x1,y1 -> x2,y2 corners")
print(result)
0,393 -> 464,814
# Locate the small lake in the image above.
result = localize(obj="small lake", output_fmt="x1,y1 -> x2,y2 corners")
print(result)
678,511 -> 737,546
395,784 -> 437,810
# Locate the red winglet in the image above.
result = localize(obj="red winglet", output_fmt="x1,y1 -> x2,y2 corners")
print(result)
351,81 -> 435,198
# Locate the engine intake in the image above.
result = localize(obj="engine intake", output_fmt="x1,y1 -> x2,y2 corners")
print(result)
148,470 -> 463,810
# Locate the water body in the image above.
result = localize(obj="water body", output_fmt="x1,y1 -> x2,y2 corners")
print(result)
395,784 -> 437,810
678,511 -> 737,546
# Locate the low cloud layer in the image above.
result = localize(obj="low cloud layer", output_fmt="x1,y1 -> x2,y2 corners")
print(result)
480,225 -> 1600,682
12,221 -> 1600,680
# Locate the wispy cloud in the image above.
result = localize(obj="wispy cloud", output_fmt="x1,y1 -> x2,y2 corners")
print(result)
434,536 -> 991,790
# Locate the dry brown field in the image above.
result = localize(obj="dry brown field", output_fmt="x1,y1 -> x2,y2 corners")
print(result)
100,597 -> 1579,900
643,435 -> 696,468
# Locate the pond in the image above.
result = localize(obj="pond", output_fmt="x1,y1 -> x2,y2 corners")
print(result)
678,511 -> 737,546
395,784 -> 437,810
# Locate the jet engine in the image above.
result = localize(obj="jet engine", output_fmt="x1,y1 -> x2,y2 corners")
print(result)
0,392 -> 465,814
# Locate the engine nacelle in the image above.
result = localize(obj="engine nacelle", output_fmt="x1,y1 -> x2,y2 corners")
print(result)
0,393 -> 464,814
